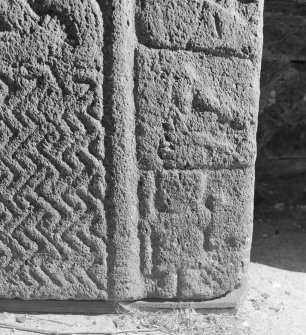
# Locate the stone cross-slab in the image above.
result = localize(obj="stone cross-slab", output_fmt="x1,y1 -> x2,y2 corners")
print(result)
0,0 -> 263,301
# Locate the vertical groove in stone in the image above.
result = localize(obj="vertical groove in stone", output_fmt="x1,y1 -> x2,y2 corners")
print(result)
99,0 -> 144,300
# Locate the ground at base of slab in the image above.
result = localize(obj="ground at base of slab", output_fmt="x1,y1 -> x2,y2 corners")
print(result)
1,216 -> 306,335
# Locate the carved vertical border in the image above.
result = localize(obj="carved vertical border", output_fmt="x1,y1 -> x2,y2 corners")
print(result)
100,0 -> 144,300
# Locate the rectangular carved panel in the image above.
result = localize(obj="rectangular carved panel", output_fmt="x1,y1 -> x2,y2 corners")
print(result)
135,0 -> 263,299
0,0 -> 107,299
135,46 -> 259,171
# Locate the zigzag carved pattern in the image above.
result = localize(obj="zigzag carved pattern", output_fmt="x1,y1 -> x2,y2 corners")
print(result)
0,0 -> 107,298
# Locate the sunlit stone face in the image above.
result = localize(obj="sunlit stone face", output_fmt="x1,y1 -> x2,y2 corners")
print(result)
0,0 -> 263,300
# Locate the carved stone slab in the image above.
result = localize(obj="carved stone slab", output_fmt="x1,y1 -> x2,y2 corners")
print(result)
0,0 -> 263,301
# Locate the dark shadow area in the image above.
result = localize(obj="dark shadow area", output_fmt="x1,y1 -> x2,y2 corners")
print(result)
252,175 -> 306,273
252,0 -> 306,273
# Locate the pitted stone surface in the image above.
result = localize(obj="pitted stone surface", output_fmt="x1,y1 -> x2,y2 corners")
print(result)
135,46 -> 259,171
0,0 -> 107,299
138,168 -> 254,298
136,0 -> 262,59
0,0 -> 264,300
135,0 -> 263,299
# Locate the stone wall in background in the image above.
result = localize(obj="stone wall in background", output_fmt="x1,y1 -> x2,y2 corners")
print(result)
257,0 -> 306,180
256,0 -> 306,224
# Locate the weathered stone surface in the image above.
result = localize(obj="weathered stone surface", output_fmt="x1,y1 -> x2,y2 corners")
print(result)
101,0 -> 144,301
138,168 -> 254,299
135,0 -> 263,299
135,46 -> 259,171
136,0 -> 262,59
0,0 -> 264,301
0,0 -> 107,299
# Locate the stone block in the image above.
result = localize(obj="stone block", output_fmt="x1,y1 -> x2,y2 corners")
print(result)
138,168 -> 254,299
263,14 -> 306,61
136,0 -> 263,60
0,0 -> 263,301
264,0 -> 306,15
135,46 -> 260,171
259,61 -> 306,159
257,1 -> 306,181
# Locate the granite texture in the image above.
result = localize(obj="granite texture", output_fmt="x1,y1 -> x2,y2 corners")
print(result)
0,0 -> 263,300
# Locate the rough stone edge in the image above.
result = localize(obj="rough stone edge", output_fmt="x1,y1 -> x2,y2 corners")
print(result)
0,279 -> 247,315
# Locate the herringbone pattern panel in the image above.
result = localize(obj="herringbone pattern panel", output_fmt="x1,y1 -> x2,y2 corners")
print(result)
0,0 -> 107,299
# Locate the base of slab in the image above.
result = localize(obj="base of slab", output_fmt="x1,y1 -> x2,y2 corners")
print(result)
0,283 -> 247,315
